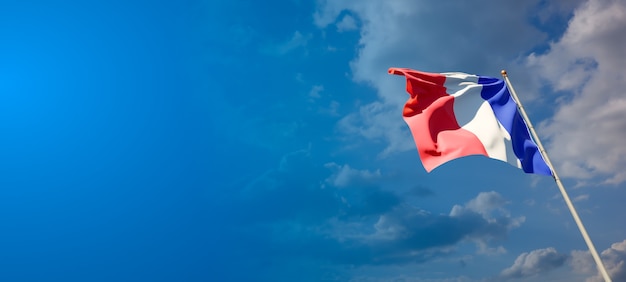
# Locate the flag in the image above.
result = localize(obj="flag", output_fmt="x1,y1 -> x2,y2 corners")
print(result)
388,67 -> 552,175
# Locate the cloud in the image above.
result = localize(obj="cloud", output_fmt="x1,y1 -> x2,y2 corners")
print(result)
336,14 -> 358,32
573,194 -> 590,202
265,31 -> 312,55
499,247 -> 568,280
322,191 -> 523,265
528,0 -> 626,184
317,0 -> 626,184
335,101 -> 415,157
305,83 -> 340,116
315,1 -> 548,157
235,157 -> 524,268
449,192 -> 525,246
571,239 -> 626,282
460,191 -> 510,219
323,100 -> 340,116
219,147 -> 536,279
570,249 -> 597,275
324,162 -> 381,188
308,84 -> 324,99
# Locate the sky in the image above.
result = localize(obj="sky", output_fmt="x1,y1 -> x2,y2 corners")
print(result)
1,0 -> 626,281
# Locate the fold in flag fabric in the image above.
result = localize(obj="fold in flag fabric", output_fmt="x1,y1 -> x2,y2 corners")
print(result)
388,67 -> 552,175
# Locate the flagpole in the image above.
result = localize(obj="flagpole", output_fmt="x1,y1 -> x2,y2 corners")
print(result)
500,70 -> 612,282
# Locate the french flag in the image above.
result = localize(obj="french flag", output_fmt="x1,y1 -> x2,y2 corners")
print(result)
389,68 -> 552,175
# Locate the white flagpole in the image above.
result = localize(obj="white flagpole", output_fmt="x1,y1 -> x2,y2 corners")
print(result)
501,70 -> 612,282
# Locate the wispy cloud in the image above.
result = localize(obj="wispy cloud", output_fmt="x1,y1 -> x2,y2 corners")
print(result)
324,162 -> 381,188
573,194 -> 590,202
308,84 -> 324,99
264,31 -> 312,56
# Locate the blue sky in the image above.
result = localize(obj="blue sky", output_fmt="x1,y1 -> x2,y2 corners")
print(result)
1,0 -> 626,281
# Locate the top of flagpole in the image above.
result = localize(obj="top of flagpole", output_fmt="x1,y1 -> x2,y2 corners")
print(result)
501,70 -> 508,77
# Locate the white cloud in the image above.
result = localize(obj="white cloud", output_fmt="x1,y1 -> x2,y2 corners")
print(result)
266,31 -> 312,55
528,0 -> 626,184
449,191 -> 525,252
571,249 -> 596,275
336,101 -> 415,157
449,191 -> 520,225
309,84 -> 324,99
499,247 -> 568,280
571,239 -> 626,282
463,191 -> 510,218
324,162 -> 381,188
535,0 -> 586,24
336,14 -> 357,32
573,194 -> 590,202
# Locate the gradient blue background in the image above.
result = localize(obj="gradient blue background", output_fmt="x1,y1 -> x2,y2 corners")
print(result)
1,1 -> 216,281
